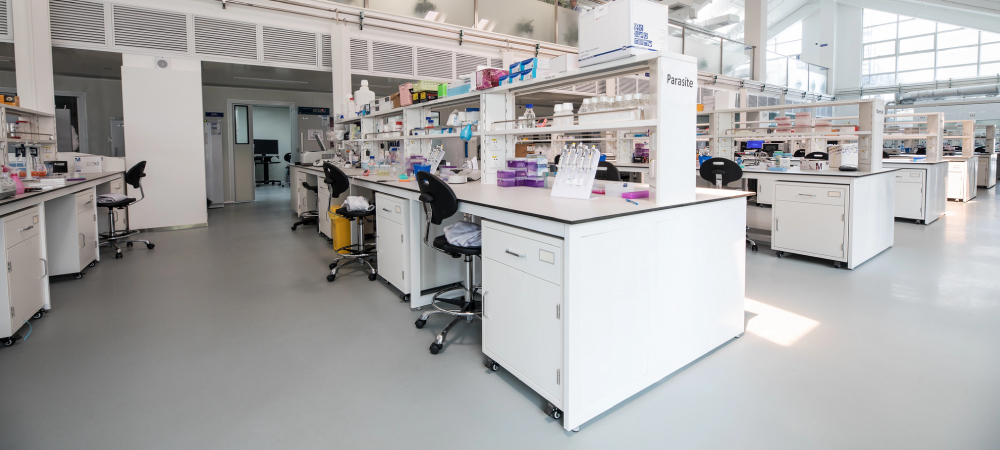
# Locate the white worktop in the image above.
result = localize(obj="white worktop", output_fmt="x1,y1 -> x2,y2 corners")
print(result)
883,159 -> 947,165
741,167 -> 898,178
0,172 -> 123,213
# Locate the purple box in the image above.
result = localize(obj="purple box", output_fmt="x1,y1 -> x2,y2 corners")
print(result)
525,177 -> 545,187
622,190 -> 649,199
498,178 -> 517,187
507,160 -> 517,168
497,170 -> 516,179
515,170 -> 526,177
515,177 -> 526,186
511,159 -> 527,168
526,161 -> 538,172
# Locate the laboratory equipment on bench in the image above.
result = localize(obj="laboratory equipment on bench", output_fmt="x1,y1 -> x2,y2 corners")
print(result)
0,173 -> 15,199
551,143 -> 601,199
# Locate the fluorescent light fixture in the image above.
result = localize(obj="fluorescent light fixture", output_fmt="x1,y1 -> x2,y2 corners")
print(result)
232,77 -> 308,85
744,298 -> 820,346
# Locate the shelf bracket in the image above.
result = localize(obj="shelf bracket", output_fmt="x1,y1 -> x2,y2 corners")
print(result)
359,11 -> 364,30
459,30 -> 464,46
221,0 -> 226,9
713,75 -> 718,85
535,43 -> 540,58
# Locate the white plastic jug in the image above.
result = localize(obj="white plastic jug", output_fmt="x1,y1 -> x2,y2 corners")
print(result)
353,80 -> 375,113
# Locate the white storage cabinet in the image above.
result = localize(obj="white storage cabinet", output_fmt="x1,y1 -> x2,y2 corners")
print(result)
772,182 -> 849,267
977,154 -> 996,188
1,206 -> 47,346
45,188 -> 99,278
893,169 -> 925,221
375,192 -> 407,289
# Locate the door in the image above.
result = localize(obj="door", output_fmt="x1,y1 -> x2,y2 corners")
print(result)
947,164 -> 965,199
77,210 -> 97,268
8,234 -> 45,332
110,118 -> 125,157
317,183 -> 331,239
376,218 -> 405,289
482,257 -> 563,403
773,201 -> 846,259
56,109 -> 73,152
233,104 -> 255,202
894,181 -> 923,220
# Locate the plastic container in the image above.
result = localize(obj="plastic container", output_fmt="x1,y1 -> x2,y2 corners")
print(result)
497,170 -> 516,179
525,177 -> 546,188
498,178 -> 517,187
515,170 -> 527,177
413,164 -> 431,174
622,190 -> 649,199
511,158 -> 527,168
515,177 -> 526,186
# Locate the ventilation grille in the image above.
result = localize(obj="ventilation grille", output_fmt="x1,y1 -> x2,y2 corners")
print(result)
350,38 -> 369,71
489,58 -> 503,69
321,35 -> 332,68
456,53 -> 487,76
637,78 -> 649,94
0,0 -> 7,36
112,5 -> 187,52
416,47 -> 452,79
574,82 -> 597,94
263,26 -> 317,66
597,80 -> 607,95
373,41 -> 413,76
194,16 -> 256,60
50,0 -> 104,44
617,77 -> 637,95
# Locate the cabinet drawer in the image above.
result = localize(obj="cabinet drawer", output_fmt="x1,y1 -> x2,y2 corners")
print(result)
375,192 -> 405,224
895,169 -> 924,182
774,184 -> 846,206
3,207 -> 41,249
110,180 -> 124,193
483,221 -> 563,286
948,162 -> 964,172
75,190 -> 96,214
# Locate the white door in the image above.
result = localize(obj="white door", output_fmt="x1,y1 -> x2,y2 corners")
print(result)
894,181 -> 924,220
376,218 -> 405,288
482,257 -> 563,402
78,210 -> 97,267
317,183 -> 331,238
7,234 -> 44,332
773,201 -> 846,259
947,169 -> 965,199
233,104 -> 255,202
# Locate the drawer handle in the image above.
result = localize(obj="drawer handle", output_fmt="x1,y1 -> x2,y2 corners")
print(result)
84,200 -> 93,205
505,249 -> 525,258
18,225 -> 34,232
40,258 -> 48,278
483,291 -> 489,319
798,193 -> 816,197
382,207 -> 391,212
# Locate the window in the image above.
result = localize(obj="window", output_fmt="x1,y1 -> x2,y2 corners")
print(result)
861,9 -> 1000,86
234,105 -> 249,144
767,21 -> 801,59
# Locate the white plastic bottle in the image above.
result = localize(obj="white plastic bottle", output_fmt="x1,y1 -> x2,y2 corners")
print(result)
553,104 -> 564,127
353,80 -> 376,115
346,97 -> 357,117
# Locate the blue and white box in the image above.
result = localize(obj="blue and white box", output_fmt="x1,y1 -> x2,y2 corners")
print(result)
578,0 -> 668,68
519,58 -> 549,79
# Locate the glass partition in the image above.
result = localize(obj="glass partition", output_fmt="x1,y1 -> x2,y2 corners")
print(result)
766,51 -> 788,87
788,59 -> 809,91
369,0 -> 475,28
556,5 -> 580,47
722,40 -> 751,79
480,0 -> 556,43
684,29 -> 721,73
667,25 -> 684,54
808,65 -> 828,94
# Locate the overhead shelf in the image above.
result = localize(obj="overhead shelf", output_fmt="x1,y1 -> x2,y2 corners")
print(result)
482,120 -> 657,136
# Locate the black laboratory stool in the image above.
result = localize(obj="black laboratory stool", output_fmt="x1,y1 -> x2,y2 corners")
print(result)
883,151 -> 890,158
97,161 -> 155,259
595,160 -> 621,181
806,152 -> 829,160
326,162 -> 377,282
793,149 -> 806,157
698,157 -> 757,252
916,147 -> 927,155
283,153 -> 292,187
413,171 -> 481,355
291,182 -> 319,231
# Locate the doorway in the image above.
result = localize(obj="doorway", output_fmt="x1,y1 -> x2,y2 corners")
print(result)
228,101 -> 296,203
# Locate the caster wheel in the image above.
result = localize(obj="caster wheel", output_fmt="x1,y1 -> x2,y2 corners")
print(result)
326,274 -> 336,282
429,343 -> 441,354
327,238 -> 333,244
2,337 -> 13,347
115,253 -> 123,259
415,319 -> 426,329
834,261 -> 842,268
329,262 -> 338,270
544,403 -> 562,420
146,243 -> 155,249
751,244 -> 758,252
88,261 -> 96,267
776,251 -> 784,258
368,273 -> 377,281
486,360 -> 500,371
127,242 -> 133,248
74,273 -> 83,279
291,226 -> 297,230
400,294 -> 411,302
31,310 -> 43,320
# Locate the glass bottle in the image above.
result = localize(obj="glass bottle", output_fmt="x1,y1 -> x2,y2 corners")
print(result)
524,104 -> 536,128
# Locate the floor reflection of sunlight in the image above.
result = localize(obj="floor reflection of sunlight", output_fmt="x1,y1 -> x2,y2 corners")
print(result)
745,298 -> 820,346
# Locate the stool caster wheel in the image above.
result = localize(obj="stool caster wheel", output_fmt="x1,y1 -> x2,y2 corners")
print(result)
368,273 -> 377,281
31,310 -> 44,320
74,273 -> 83,279
776,251 -> 784,258
115,253 -> 123,259
147,243 -> 155,249
400,294 -> 410,302
88,261 -> 96,267
329,262 -> 338,269
327,274 -> 336,282
544,403 -> 562,420
414,319 -> 426,329
751,244 -> 758,252
127,242 -> 133,248
429,343 -> 441,354
833,261 -> 842,269
485,359 -> 500,371
1,337 -> 14,347
291,225 -> 298,230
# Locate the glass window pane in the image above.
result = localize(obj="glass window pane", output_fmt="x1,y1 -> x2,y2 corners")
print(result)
898,52 -> 935,71
936,65 -> 977,79
234,105 -> 248,144
937,29 -> 978,49
480,0 -> 555,43
863,56 -> 896,74
557,6 -> 579,46
863,23 -> 897,43
863,9 -> 897,27
898,19 -> 936,38
808,65 -> 828,94
983,32 -> 1000,44
773,22 -> 802,43
864,41 -> 896,58
899,35 -> 934,53
684,29 -> 721,73
981,42 -> 1000,62
862,74 -> 895,86
765,51 -> 787,86
937,22 -> 961,32
369,0 -> 474,28
775,41 -> 801,57
897,69 -> 934,84
981,62 -> 1000,76
937,47 -> 978,66
667,25 -> 684,54
722,40 -> 752,78
788,59 -> 809,91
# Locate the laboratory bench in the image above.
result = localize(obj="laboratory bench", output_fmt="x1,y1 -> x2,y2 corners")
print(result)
293,166 -> 752,431
975,153 -> 997,188
881,160 -> 948,224
943,156 -> 978,202
0,171 -> 124,346
740,167 -> 897,269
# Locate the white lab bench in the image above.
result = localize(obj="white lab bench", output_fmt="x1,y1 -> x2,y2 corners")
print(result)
741,167 -> 897,269
976,153 -> 997,188
0,171 -> 124,345
944,156 -> 978,202
882,160 -> 948,224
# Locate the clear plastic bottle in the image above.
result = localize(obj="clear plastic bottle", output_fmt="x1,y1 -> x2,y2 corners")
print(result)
591,97 -> 600,111
613,96 -> 624,109
579,98 -> 590,114
524,104 -> 536,128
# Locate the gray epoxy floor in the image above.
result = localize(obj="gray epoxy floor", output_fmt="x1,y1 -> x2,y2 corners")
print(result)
2,185 -> 999,449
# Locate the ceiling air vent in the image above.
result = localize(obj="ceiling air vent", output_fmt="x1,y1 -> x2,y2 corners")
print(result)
112,5 -> 188,53
263,26 -> 317,66
350,38 -> 369,71
456,53 -> 487,76
194,16 -> 257,60
372,41 -> 413,76
50,0 -> 105,45
321,35 -> 332,68
416,47 -> 453,79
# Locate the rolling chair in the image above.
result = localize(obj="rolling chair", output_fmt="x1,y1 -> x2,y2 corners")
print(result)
291,181 -> 319,230
97,161 -> 155,259
793,149 -> 806,157
883,151 -> 890,158
594,160 -> 621,181
325,163 -> 377,282
283,153 -> 292,187
916,147 -> 927,155
413,171 -> 481,355
698,157 -> 757,252
805,152 -> 829,160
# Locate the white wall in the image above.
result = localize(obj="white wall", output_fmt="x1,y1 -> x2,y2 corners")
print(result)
122,54 -> 207,229
251,106 -> 292,182
833,3 -> 864,92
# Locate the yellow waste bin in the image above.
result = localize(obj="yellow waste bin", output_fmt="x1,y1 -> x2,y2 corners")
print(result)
329,209 -> 353,254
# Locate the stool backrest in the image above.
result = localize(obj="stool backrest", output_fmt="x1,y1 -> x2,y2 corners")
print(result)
698,157 -> 742,188
125,161 -> 147,201
794,149 -> 806,157
806,152 -> 829,160
595,161 -> 620,181
323,162 -> 350,197
416,171 -> 458,225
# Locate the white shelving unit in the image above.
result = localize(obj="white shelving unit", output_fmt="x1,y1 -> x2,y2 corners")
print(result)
0,105 -> 58,175
881,113 -> 948,224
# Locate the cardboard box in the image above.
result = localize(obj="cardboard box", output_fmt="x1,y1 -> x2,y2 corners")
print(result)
390,92 -> 402,108
2,95 -> 18,106
550,54 -> 579,73
74,156 -> 104,173
578,0 -> 668,67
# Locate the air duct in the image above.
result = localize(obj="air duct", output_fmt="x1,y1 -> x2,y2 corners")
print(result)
897,84 -> 1000,104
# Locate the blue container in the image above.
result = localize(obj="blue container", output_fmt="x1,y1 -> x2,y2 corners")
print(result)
698,155 -> 712,167
448,84 -> 471,96
413,164 -> 431,174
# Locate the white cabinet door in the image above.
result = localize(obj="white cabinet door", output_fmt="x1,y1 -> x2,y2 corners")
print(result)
317,183 -> 331,239
482,257 -> 563,403
894,181 -> 924,220
376,218 -> 405,289
947,169 -> 965,199
7,234 -> 44,333
78,210 -> 97,268
773,201 -> 846,259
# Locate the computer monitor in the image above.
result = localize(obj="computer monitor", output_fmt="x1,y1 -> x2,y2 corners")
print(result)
253,139 -> 279,155
762,143 -> 779,153
746,140 -> 764,149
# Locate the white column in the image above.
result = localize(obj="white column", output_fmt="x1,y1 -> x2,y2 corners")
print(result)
858,99 -> 884,173
650,53 -> 698,204
330,23 -> 352,118
744,0 -> 767,82
11,0 -> 55,114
